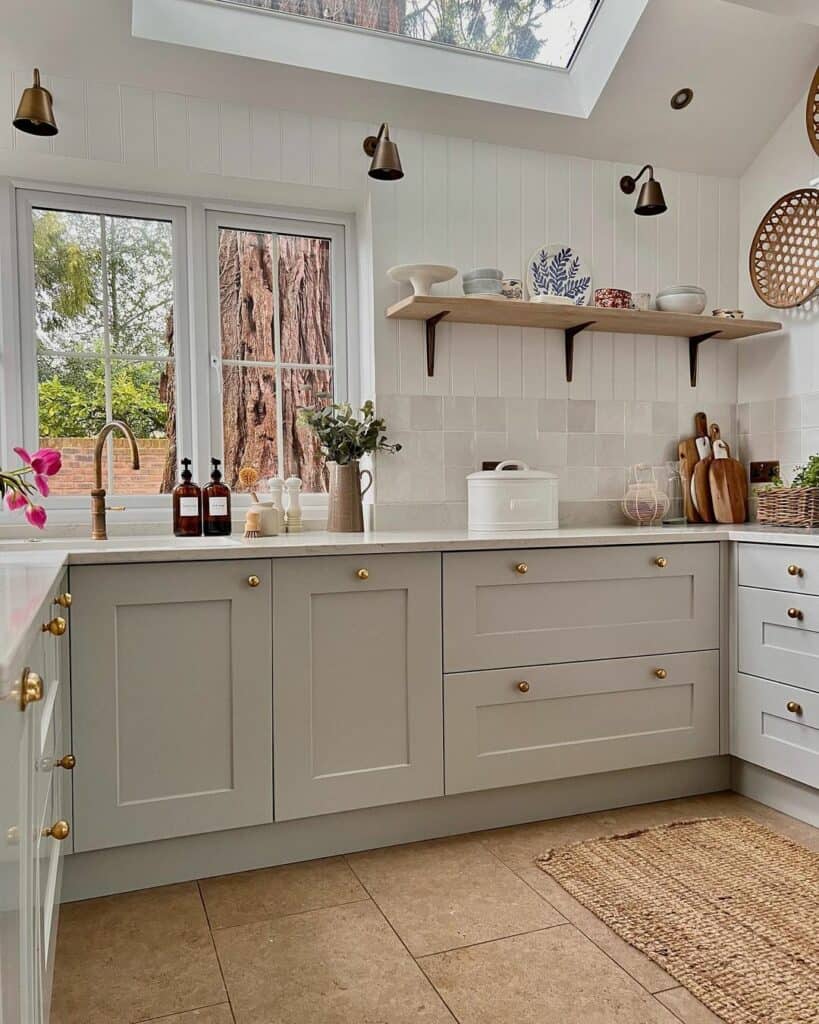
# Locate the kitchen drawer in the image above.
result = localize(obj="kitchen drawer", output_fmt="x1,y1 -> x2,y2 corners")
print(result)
733,674 -> 819,790
738,543 -> 819,596
443,544 -> 719,672
444,650 -> 719,795
738,586 -> 819,693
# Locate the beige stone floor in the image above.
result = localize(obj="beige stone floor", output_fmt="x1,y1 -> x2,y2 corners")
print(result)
51,791 -> 819,1024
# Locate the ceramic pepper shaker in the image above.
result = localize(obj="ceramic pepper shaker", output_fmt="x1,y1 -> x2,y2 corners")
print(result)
268,478 -> 285,534
284,476 -> 303,533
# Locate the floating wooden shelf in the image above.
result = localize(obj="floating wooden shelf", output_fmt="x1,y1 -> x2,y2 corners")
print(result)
385,295 -> 782,386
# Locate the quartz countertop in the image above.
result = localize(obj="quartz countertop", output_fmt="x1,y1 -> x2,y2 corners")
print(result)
3,522 -> 819,682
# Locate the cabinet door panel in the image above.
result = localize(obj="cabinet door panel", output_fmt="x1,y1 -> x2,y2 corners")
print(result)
443,544 -> 719,672
70,561 -> 273,851
738,587 -> 819,693
273,553 -> 443,821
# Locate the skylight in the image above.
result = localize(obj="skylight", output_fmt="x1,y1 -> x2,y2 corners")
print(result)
217,0 -> 600,69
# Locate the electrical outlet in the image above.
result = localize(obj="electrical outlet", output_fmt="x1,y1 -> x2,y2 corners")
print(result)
750,460 -> 780,484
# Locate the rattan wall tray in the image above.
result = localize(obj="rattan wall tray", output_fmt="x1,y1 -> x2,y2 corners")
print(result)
749,188 -> 819,308
808,65 -> 819,157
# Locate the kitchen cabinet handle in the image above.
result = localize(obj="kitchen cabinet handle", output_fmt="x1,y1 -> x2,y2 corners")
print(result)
41,616 -> 67,636
787,608 -> 804,621
786,701 -> 803,715
17,668 -> 43,711
654,557 -> 668,568
654,668 -> 668,679
515,563 -> 528,575
54,592 -> 72,607
55,754 -> 76,770
43,820 -> 70,841
516,680 -> 530,693
787,565 -> 804,578
247,575 -> 261,588
356,568 -> 370,580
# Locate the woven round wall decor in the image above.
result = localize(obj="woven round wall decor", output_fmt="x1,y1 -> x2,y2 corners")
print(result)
808,65 -> 819,156
749,188 -> 819,308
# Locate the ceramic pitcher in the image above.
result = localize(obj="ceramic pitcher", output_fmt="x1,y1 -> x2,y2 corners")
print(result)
326,460 -> 373,532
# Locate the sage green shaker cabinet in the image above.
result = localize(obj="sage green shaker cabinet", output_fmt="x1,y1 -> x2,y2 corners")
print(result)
69,560 -> 273,852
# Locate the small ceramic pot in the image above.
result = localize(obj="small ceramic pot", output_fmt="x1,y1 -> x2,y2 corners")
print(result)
712,308 -> 744,319
501,278 -> 522,299
326,460 -> 373,532
631,292 -> 651,311
595,287 -> 632,309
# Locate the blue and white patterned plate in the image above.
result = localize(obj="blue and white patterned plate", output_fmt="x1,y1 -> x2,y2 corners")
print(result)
526,245 -> 592,305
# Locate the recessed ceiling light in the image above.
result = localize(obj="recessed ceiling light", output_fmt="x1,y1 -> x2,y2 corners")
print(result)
670,87 -> 694,110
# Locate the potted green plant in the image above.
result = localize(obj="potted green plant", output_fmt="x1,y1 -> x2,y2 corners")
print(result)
757,455 -> 819,528
298,399 -> 401,532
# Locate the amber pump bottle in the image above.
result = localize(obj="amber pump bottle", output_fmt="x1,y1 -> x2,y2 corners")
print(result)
203,458 -> 232,536
173,458 -> 202,537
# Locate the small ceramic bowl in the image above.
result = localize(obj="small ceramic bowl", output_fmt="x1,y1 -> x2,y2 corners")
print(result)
712,308 -> 744,319
530,294 -> 575,305
656,292 -> 707,314
595,287 -> 632,309
501,278 -> 522,299
463,278 -> 502,294
463,267 -> 503,281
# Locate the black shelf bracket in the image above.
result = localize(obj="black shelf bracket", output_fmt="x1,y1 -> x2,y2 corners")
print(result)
688,331 -> 720,387
564,322 -> 596,382
424,311 -> 450,375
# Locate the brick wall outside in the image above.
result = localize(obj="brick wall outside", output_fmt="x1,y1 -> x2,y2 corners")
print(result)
41,437 -> 171,495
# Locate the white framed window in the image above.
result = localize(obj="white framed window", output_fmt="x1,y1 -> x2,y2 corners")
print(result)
8,186 -> 351,516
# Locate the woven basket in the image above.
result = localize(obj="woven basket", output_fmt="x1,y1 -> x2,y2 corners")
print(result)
757,486 -> 819,528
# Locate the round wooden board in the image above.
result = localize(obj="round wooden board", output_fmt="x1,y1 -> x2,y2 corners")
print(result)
808,65 -> 819,157
749,188 -> 819,309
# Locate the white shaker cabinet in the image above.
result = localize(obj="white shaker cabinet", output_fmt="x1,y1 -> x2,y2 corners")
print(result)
69,560 -> 273,851
273,553 -> 444,821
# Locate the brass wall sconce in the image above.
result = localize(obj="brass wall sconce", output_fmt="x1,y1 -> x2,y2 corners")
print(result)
363,123 -> 403,181
13,68 -> 58,137
619,165 -> 667,216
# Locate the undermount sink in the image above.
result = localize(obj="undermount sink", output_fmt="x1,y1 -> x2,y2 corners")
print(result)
0,535 -> 246,553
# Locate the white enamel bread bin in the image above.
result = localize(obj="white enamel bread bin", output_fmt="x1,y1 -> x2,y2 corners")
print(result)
467,460 -> 559,531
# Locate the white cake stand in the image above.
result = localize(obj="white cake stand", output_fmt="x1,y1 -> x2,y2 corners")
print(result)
388,264 -> 457,296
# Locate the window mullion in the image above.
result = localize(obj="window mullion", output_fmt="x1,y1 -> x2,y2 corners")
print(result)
270,232 -> 285,481
100,214 -> 114,491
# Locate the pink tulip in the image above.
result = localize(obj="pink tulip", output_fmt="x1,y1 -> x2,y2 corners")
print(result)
25,503 -> 47,530
14,446 -> 62,476
4,490 -> 27,511
33,474 -> 50,497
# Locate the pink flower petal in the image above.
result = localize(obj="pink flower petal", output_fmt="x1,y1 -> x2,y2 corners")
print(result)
25,504 -> 47,530
30,448 -> 62,476
34,473 -> 50,497
5,490 -> 27,511
13,446 -> 32,467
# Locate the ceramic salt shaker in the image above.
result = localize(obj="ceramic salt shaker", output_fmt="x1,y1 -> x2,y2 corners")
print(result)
267,478 -> 286,534
284,476 -> 303,533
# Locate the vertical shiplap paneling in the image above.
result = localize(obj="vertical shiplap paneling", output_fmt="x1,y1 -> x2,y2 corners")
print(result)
280,110 -> 311,185
121,85 -> 156,166
696,176 -> 720,405
591,160 -> 614,399
448,137 -> 475,396
48,76 -> 87,160
497,147 -> 523,398
85,82 -> 122,164
394,130 -> 426,395
471,141 -> 500,396
655,169 -> 679,401
520,148 -> 547,398
370,180 -> 399,395
154,92 -> 188,172
338,118 -> 369,191
219,102 -> 251,179
250,106 -> 282,182
309,116 -> 340,189
717,177 -> 740,401
612,164 -> 636,400
0,67 -> 13,153
422,133 -> 451,396
545,154 -> 571,399
634,200 -> 658,400
568,156 -> 594,399
187,96 -> 220,175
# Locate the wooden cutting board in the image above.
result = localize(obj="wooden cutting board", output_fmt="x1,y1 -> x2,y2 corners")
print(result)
709,441 -> 748,523
679,412 -> 708,523
692,453 -> 714,521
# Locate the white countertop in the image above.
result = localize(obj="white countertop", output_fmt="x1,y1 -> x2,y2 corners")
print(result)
2,521 -> 819,683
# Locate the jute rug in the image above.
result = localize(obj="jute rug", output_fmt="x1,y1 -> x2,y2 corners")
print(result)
536,817 -> 819,1024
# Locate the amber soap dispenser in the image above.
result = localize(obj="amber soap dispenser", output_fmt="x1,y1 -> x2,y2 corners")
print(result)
173,458 -> 202,537
203,458 -> 232,536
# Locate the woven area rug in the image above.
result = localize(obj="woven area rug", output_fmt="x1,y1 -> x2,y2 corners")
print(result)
536,817 -> 819,1024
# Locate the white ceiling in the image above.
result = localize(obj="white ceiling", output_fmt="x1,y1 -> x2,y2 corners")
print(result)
1,0 -> 817,176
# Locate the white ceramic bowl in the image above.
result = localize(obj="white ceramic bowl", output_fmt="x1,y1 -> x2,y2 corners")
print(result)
655,292 -> 707,314
387,264 -> 458,296
463,267 -> 503,281
657,284 -> 706,298
463,277 -> 502,293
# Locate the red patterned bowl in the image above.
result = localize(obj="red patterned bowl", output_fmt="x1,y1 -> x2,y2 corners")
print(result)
594,287 -> 632,309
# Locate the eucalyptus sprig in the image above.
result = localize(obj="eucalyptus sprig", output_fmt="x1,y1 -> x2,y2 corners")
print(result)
298,397 -> 402,465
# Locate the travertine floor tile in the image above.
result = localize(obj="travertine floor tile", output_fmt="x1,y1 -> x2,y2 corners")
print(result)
140,1006 -> 235,1023
655,986 -> 727,1023
199,856 -> 368,929
213,900 -> 453,1024
347,834 -> 564,956
51,883 -> 226,1024
478,812 -> 602,868
515,864 -> 675,993
419,925 -> 680,1024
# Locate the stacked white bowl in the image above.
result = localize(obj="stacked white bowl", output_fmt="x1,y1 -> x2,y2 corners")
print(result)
655,285 -> 707,315
463,267 -> 503,296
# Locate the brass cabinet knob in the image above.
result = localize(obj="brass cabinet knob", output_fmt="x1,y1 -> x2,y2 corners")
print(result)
786,701 -> 803,715
54,592 -> 72,607
41,616 -> 67,637
654,557 -> 668,568
787,565 -> 804,578
654,668 -> 668,680
18,669 -> 43,711
43,820 -> 70,841
515,563 -> 528,575
56,754 -> 76,770
247,575 -> 260,588
517,680 -> 530,693
787,608 -> 804,620
356,568 -> 369,580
